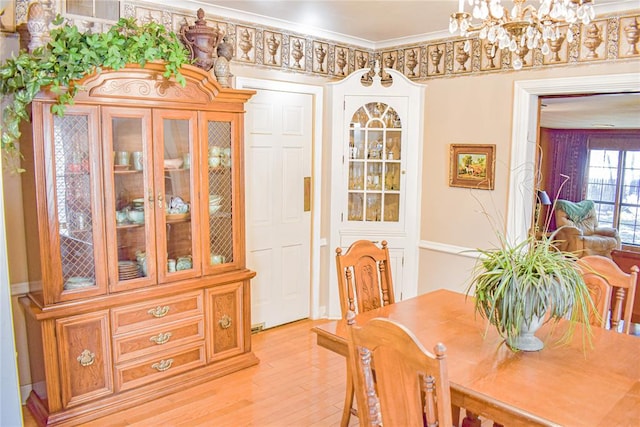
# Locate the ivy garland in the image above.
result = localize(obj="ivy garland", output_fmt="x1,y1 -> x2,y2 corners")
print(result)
0,16 -> 191,164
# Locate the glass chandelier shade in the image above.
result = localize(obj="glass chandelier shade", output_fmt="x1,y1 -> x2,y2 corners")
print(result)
449,0 -> 596,69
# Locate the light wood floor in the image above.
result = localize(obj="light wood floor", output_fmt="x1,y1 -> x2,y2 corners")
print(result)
23,319 -> 357,427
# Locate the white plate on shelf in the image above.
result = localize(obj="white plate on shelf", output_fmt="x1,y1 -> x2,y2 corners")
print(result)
164,158 -> 183,169
64,277 -> 94,290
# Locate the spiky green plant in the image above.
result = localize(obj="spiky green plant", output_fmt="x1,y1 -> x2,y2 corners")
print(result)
0,15 -> 190,165
469,231 -> 595,350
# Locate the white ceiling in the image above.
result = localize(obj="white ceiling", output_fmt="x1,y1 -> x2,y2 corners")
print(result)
194,0 -> 456,44
540,93 -> 640,129
193,0 -> 637,45
185,0 -> 640,129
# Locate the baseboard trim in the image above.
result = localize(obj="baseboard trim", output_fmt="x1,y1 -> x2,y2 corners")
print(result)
20,384 -> 31,405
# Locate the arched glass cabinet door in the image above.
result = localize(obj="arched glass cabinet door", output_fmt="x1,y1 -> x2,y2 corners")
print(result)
347,102 -> 402,223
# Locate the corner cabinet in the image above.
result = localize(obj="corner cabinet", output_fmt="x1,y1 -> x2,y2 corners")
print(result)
19,64 -> 257,426
327,64 -> 425,318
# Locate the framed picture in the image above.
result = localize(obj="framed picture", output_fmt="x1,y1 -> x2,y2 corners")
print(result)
449,144 -> 495,190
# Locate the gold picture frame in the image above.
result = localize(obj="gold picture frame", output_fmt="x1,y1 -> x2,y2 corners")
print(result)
449,144 -> 495,190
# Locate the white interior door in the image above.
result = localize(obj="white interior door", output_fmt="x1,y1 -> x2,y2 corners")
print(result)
245,89 -> 313,329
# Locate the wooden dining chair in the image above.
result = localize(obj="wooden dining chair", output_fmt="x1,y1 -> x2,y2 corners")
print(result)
335,239 -> 395,426
335,239 -> 395,316
345,311 -> 453,427
577,255 -> 638,334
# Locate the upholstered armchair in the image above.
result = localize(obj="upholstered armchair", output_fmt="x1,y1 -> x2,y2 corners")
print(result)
553,199 -> 621,258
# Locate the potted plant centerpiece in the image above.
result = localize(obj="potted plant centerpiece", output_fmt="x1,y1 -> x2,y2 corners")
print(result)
468,218 -> 595,351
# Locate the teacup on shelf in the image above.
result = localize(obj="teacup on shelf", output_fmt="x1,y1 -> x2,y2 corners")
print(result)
127,208 -> 144,224
116,210 -> 129,224
132,198 -> 145,209
176,255 -> 193,270
208,156 -> 221,168
209,146 -> 221,157
210,254 -> 225,265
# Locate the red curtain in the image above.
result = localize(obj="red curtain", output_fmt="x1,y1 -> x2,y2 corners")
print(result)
540,128 -> 589,230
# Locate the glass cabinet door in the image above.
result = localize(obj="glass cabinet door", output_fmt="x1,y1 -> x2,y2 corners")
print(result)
48,105 -> 107,302
102,107 -> 156,292
153,110 -> 200,283
348,102 -> 402,223
201,113 -> 237,273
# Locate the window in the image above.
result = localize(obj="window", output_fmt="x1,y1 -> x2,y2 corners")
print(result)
66,0 -> 120,22
586,144 -> 640,247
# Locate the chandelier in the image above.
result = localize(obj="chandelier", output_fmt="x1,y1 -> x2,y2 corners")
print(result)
449,0 -> 596,69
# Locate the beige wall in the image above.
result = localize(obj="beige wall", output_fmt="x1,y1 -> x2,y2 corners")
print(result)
2,32 -> 32,397
417,60 -> 640,296
228,59 -> 640,305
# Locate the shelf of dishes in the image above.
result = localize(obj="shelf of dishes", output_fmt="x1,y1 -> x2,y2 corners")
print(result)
71,148 -> 233,174
113,194 -> 223,227
114,250 -> 228,283
110,155 -> 232,175
112,151 -> 196,172
348,162 -> 401,191
116,252 -> 196,282
63,276 -> 95,291
347,193 -> 400,222
349,128 -> 401,159
111,149 -> 232,171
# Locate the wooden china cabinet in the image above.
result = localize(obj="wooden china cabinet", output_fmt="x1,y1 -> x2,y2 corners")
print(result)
19,63 -> 257,426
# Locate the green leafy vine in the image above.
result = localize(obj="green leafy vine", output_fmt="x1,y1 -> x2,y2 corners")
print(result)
0,16 -> 191,162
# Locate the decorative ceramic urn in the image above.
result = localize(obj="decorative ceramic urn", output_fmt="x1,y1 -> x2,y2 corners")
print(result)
179,8 -> 224,71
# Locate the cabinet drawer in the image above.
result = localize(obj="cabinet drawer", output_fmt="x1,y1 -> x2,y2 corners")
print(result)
115,343 -> 205,392
113,316 -> 204,363
111,291 -> 203,334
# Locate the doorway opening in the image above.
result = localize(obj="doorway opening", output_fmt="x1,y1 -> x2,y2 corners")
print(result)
507,73 -> 640,245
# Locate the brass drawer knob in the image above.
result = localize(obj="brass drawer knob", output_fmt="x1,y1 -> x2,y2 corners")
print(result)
77,349 -> 95,367
149,332 -> 172,345
151,358 -> 173,372
147,305 -> 170,318
219,314 -> 232,329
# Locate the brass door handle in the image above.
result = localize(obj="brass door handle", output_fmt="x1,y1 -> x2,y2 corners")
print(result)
304,176 -> 311,212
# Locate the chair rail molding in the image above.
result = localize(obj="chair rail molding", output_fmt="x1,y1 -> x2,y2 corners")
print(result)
418,240 -> 478,259
508,73 -> 640,245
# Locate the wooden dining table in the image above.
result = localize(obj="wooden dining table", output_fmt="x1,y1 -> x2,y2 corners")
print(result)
312,289 -> 640,427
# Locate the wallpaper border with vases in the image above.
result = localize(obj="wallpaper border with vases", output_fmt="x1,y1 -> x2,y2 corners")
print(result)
13,0 -> 640,80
